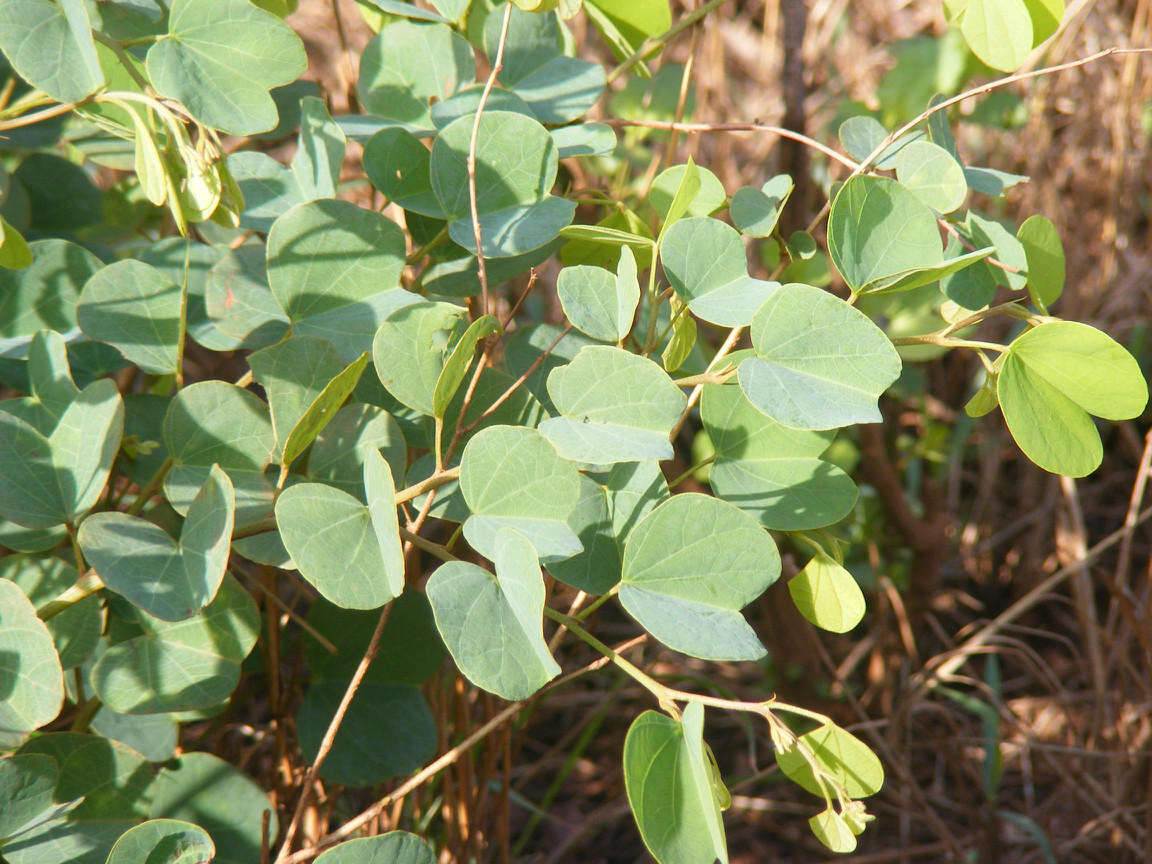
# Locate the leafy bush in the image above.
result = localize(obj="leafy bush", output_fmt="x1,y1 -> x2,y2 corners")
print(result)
0,0 -> 1143,861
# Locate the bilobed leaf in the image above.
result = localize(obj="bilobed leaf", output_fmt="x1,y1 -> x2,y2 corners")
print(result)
315,832 -> 436,864
150,752 -> 276,864
433,315 -> 501,419
730,175 -> 793,238
205,243 -> 290,350
0,555 -> 99,670
0,0 -> 104,104
359,19 -> 474,129
90,706 -> 178,763
146,0 -> 307,135
838,116 -> 921,170
539,346 -> 686,464
164,382 -> 274,472
426,528 -> 561,700
0,379 -> 124,528
894,140 -> 967,214
292,97 -> 346,200
266,199 -> 407,323
557,248 -> 639,342
1017,214 -> 1065,309
623,704 -> 729,864
620,493 -> 780,660
738,284 -> 901,430
78,465 -> 235,621
775,723 -> 884,799
275,452 -> 405,609
650,161 -> 727,225
809,809 -> 857,854
105,819 -> 215,864
307,402 -> 407,500
660,217 -> 779,326
0,240 -> 102,359
459,425 -> 582,562
363,128 -> 444,217
373,300 -> 467,416
960,0 -> 1033,72
0,581 -> 63,748
789,554 -> 866,633
91,575 -> 260,714
77,260 -> 181,375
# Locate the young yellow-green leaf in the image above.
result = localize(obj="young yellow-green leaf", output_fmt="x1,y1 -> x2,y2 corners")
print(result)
661,298 -> 696,373
809,808 -> 857,854
151,752 -> 277,864
79,465 -> 235,621
0,0 -> 104,104
427,528 -> 561,700
738,284 -> 901,431
373,300 -> 467,416
789,554 -> 866,633
276,452 -> 405,609
146,0 -> 307,135
460,425 -> 582,562
776,723 -> 884,799
730,175 -> 793,238
91,575 -> 260,714
623,704 -> 729,864
105,819 -> 215,864
0,581 -> 63,748
1017,214 -> 1065,309
77,260 -> 181,375
620,493 -> 780,661
585,0 -> 670,52
539,346 -> 686,464
433,315 -> 501,419
281,350 -> 371,468
960,0 -> 1033,72
0,379 -> 124,528
0,216 -> 32,270
1024,0 -> 1064,45
656,158 -> 701,240
894,140 -> 967,214
315,832 -> 436,864
660,217 -> 780,326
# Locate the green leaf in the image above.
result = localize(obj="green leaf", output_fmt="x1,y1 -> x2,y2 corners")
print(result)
809,809 -> 857,854
702,359 -> 856,530
661,297 -> 696,373
427,528 -> 561,700
373,300 -> 467,416
620,493 -> 780,660
315,832 -> 436,864
105,819 -> 215,864
459,425 -> 582,563
775,723 -> 884,799
91,575 -> 260,714
1017,214 -> 1065,309
838,116 -> 922,170
433,315 -> 501,419
90,706 -> 178,763
150,752 -> 276,864
266,199 -> 407,323
738,284 -> 901,430
959,0 -> 1033,72
276,451 -> 405,609
1024,0 -> 1064,45
0,581 -> 63,747
205,243 -> 290,350
363,128 -> 444,217
0,241 -> 102,358
968,213 -> 1028,292
78,465 -> 235,621
0,216 -> 32,270
789,554 -> 866,633
297,681 -> 435,786
585,0 -> 670,52
0,379 -> 124,528
539,346 -> 686,464
226,151 -> 306,234
292,97 -> 346,201
10,733 -> 154,864
998,322 -> 1147,476
146,0 -> 307,135
248,335 -> 368,464
894,140 -> 967,214
0,753 -> 58,841
827,175 -> 946,296
660,217 -> 780,326
557,246 -> 640,343
650,161 -> 726,226
77,260 -> 181,375
0,0 -> 104,103
551,122 -> 617,158
164,381 -> 274,472
730,175 -> 793,238
359,19 -> 475,129
623,704 -> 729,864
307,402 -> 407,500
0,555 -> 99,670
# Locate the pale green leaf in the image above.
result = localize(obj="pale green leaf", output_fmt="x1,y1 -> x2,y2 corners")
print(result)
0,241 -> 101,358
730,175 -> 793,238
105,819 -> 215,864
809,809 -> 857,854
960,0 -> 1033,72
292,97 -> 346,200
1017,214 -> 1065,309
315,832 -> 436,864
0,0 -> 104,103
894,140 -> 967,214
557,248 -> 640,342
789,554 -> 866,633
77,260 -> 181,375
372,300 -> 467,416
307,402 -> 407,500
0,753 -> 57,841
0,581 -> 63,748
433,315 -> 501,419
775,723 -> 884,799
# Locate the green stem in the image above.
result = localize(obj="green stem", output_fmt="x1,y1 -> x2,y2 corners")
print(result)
892,335 -> 1007,353
126,456 -> 174,517
38,570 -> 104,621
673,366 -> 737,388
573,584 -> 619,622
668,453 -> 715,489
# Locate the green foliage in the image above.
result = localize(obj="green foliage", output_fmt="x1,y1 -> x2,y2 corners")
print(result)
0,0 -> 1139,860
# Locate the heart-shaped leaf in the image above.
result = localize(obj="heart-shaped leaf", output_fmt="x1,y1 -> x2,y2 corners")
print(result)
427,528 -> 561,700
292,97 -> 346,201
77,260 -> 181,375
557,246 -> 640,343
105,819 -> 215,864
660,217 -> 780,326
620,493 -> 780,661
738,284 -> 901,431
0,555 -> 100,670
146,0 -> 307,135
894,140 -> 967,214
0,0 -> 104,104
538,346 -> 686,464
775,723 -> 884,799
205,243 -> 289,350
275,451 -> 404,609
730,174 -> 793,238
789,554 -> 866,633
307,402 -> 407,500
0,241 -> 102,359
79,465 -> 235,621
373,299 -> 467,417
